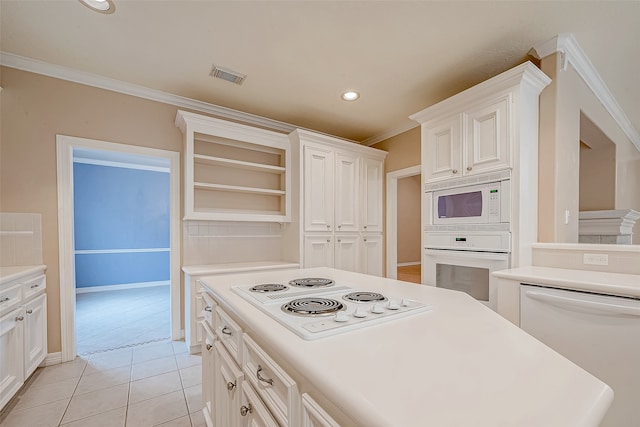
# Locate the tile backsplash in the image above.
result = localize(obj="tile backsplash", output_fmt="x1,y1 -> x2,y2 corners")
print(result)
182,220 -> 287,266
0,212 -> 44,266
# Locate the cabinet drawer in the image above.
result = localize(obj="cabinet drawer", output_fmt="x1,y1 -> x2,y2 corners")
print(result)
0,283 -> 22,316
201,292 -> 216,329
22,275 -> 46,300
301,393 -> 341,427
239,381 -> 280,427
243,334 -> 298,427
214,306 -> 243,365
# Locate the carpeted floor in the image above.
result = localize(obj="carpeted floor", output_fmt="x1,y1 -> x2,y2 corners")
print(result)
75,285 -> 171,356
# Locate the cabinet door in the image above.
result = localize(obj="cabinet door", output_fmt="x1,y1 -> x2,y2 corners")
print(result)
301,393 -> 341,427
304,235 -> 334,268
215,341 -> 243,427
334,152 -> 359,233
360,235 -> 383,277
422,115 -> 462,183
202,321 -> 216,427
334,235 -> 359,272
361,157 -> 383,233
0,307 -> 24,410
239,381 -> 280,427
304,146 -> 334,232
23,294 -> 47,378
464,94 -> 511,175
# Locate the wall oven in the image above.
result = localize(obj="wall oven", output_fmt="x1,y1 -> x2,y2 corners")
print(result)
423,231 -> 510,310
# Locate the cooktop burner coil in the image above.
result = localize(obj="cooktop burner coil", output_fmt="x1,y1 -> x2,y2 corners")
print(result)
288,278 -> 335,288
342,292 -> 388,303
281,297 -> 344,316
249,284 -> 289,293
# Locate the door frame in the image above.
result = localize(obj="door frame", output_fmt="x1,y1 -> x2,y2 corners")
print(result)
385,165 -> 421,280
56,135 -> 181,362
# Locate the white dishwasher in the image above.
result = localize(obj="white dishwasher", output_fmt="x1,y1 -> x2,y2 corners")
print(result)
520,285 -> 640,427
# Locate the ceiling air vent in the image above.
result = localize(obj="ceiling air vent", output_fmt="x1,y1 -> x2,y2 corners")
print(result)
209,65 -> 246,85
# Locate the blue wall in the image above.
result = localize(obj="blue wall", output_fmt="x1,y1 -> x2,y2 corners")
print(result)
73,163 -> 170,288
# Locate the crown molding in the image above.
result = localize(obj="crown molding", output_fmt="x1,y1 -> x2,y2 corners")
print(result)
531,33 -> 640,152
0,51 -> 298,135
361,120 -> 418,147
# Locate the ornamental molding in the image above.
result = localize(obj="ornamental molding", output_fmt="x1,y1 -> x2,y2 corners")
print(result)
531,33 -> 640,152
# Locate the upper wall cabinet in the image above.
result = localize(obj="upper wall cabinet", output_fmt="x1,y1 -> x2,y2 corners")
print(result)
411,63 -> 549,186
176,111 -> 291,222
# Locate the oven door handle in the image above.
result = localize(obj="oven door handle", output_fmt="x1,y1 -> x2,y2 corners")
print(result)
424,248 -> 509,261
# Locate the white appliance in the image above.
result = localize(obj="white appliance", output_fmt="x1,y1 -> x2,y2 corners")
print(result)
521,285 -> 640,427
423,231 -> 510,310
232,278 -> 431,340
430,180 -> 510,226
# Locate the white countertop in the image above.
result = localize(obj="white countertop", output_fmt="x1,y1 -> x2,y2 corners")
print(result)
0,265 -> 46,285
493,266 -> 640,298
201,267 -> 613,427
182,261 -> 299,276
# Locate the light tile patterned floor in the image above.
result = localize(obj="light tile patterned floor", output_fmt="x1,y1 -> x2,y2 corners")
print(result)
0,341 -> 204,427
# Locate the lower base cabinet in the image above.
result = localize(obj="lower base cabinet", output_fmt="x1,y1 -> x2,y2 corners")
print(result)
0,307 -> 24,410
201,290 -> 342,427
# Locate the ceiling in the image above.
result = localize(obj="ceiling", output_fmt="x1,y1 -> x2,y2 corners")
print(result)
1,1 -> 639,144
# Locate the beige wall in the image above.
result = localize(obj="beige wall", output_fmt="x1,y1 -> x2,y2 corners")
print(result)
371,126 -> 420,173
538,53 -> 640,242
396,175 -> 421,264
0,67 -> 184,353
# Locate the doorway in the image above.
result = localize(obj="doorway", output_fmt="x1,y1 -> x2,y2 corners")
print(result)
386,165 -> 422,283
57,135 -> 181,362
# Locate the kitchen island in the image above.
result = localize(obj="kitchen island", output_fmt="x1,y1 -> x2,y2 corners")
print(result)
200,267 -> 612,427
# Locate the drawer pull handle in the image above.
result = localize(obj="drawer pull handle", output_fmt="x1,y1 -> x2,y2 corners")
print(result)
204,306 -> 212,312
221,326 -> 232,336
26,309 -> 33,315
15,316 -> 24,321
206,343 -> 212,351
240,404 -> 252,416
0,297 -> 9,303
256,364 -> 274,385
227,381 -> 236,391
30,284 -> 40,289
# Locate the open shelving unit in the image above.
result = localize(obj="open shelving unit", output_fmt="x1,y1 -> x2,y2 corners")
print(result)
176,111 -> 291,222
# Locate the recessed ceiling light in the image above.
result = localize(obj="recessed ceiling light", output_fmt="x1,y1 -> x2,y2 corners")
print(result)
79,0 -> 115,14
341,91 -> 360,101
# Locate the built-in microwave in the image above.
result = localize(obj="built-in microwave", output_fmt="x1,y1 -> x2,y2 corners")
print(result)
430,180 -> 510,225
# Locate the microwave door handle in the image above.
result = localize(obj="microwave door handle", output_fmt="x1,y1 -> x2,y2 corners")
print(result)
525,290 -> 640,317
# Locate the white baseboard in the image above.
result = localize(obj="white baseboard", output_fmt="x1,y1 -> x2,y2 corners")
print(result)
76,280 -> 170,294
397,261 -> 421,267
43,352 -> 62,366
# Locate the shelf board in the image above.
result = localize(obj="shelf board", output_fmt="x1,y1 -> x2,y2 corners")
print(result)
194,182 -> 286,196
194,154 -> 285,173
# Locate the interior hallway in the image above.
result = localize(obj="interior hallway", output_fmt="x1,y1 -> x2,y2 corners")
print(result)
0,341 -> 203,427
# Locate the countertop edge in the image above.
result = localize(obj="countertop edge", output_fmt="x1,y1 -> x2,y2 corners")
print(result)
0,265 -> 47,285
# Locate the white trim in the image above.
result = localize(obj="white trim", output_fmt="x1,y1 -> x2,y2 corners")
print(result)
42,352 -> 62,366
73,157 -> 170,173
397,261 -> 421,267
385,165 -> 422,280
531,33 -> 640,152
56,135 -> 181,362
74,248 -> 170,255
0,52 -> 297,134
362,121 -> 419,147
75,281 -> 170,293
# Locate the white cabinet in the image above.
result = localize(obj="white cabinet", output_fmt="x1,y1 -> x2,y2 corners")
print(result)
0,267 -> 47,411
361,234 -> 383,277
301,393 -> 341,427
420,95 -> 510,183
176,110 -> 291,222
0,307 -> 23,411
23,293 -> 47,378
201,288 -> 340,427
291,129 -> 387,276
